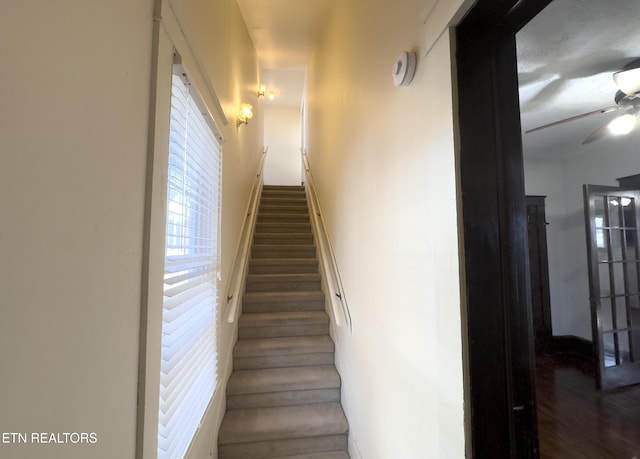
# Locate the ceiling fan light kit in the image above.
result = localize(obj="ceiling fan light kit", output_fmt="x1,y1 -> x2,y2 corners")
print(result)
607,113 -> 637,136
527,58 -> 640,144
614,61 -> 640,96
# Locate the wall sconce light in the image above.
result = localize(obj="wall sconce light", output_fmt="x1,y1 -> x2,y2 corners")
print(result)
237,103 -> 254,127
268,91 -> 275,101
258,85 -> 266,98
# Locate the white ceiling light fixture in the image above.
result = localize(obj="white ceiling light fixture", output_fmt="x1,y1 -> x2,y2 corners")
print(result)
614,66 -> 640,96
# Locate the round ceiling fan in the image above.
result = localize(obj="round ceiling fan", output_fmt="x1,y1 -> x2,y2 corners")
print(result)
525,58 -> 640,144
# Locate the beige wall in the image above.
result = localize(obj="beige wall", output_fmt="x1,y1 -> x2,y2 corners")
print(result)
0,0 -> 262,457
264,105 -> 302,185
0,1 -> 153,457
305,0 -> 467,457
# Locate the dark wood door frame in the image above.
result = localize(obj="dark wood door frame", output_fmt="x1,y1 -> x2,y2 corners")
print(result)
526,196 -> 553,353
456,0 -> 553,457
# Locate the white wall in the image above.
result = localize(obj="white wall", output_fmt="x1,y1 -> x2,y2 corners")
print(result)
525,133 -> 640,340
264,105 -> 302,185
305,0 -> 469,457
0,0 -> 262,458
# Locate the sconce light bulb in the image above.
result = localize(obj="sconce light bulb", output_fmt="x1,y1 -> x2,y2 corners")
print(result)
237,103 -> 254,127
240,103 -> 254,119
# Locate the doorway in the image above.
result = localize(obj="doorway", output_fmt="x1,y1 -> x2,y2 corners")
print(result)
456,2 -> 550,456
457,0 -> 640,457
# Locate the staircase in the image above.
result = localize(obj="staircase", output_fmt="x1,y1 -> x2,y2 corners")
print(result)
218,185 -> 350,458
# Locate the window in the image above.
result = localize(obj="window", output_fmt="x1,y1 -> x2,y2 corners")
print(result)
158,71 -> 222,459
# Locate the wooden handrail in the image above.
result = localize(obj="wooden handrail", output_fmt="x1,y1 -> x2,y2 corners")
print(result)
301,149 -> 352,332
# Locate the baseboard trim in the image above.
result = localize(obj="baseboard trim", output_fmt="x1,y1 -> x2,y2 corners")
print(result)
551,335 -> 595,362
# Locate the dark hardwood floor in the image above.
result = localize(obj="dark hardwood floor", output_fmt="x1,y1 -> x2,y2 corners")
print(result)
536,353 -> 640,458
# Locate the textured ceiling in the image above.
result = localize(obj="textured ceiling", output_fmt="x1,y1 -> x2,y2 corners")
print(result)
517,0 -> 640,159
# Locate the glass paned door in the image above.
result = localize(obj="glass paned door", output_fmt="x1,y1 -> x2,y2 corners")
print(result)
584,184 -> 640,390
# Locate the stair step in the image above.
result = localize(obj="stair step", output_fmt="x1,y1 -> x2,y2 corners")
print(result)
227,388 -> 341,410
246,273 -> 321,292
262,185 -> 305,192
260,205 -> 309,215
256,222 -> 312,233
260,197 -> 308,206
219,434 -> 347,458
279,452 -> 350,459
259,193 -> 307,202
253,244 -> 317,259
228,365 -> 340,395
218,403 -> 348,454
239,311 -> 329,338
261,191 -> 305,195
249,258 -> 318,274
258,213 -> 310,223
243,291 -> 325,313
233,335 -> 334,358
227,387 -> 340,410
233,335 -> 334,369
226,365 -> 341,409
254,233 -> 314,245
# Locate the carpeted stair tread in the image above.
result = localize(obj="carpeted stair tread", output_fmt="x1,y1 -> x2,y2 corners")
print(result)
252,244 -> 317,258
246,273 -> 321,281
240,311 -> 329,327
259,204 -> 309,214
258,213 -> 311,223
262,185 -> 305,191
246,273 -> 321,292
242,289 -> 324,302
219,435 -> 347,458
254,233 -> 314,245
279,452 -> 350,459
260,197 -> 308,206
238,311 -> 329,338
243,290 -> 325,301
233,335 -> 334,358
227,365 -> 340,395
256,222 -> 312,233
249,258 -> 318,274
242,291 -> 325,313
218,403 -> 348,445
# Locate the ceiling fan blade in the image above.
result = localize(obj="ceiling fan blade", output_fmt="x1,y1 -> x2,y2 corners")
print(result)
581,120 -> 614,145
525,105 -> 621,134
582,106 -> 635,145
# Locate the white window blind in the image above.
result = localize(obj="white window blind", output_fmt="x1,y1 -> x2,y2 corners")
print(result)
158,71 -> 222,459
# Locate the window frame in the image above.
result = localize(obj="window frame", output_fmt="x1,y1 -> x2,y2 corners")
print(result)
136,6 -> 227,455
157,67 -> 223,459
